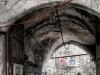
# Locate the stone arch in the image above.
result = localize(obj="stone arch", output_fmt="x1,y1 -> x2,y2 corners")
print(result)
8,2 -> 100,75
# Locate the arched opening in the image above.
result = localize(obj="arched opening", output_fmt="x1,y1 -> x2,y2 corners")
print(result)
42,44 -> 96,75
5,1 -> 98,75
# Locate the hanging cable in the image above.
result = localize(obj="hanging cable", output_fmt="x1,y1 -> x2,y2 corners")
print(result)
55,5 -> 70,50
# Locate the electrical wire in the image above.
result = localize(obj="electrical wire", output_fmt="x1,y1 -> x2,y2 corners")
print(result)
55,5 -> 70,50
0,0 -> 23,16
26,4 -> 71,52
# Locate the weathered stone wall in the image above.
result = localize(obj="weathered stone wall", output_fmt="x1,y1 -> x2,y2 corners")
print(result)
0,0 -> 100,28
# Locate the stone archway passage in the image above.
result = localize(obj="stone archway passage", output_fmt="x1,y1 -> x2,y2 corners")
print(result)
6,2 -> 100,75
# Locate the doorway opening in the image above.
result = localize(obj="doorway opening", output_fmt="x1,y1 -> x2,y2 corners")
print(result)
42,44 -> 96,75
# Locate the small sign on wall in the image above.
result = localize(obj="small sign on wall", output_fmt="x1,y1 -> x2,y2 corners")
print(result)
13,64 -> 23,75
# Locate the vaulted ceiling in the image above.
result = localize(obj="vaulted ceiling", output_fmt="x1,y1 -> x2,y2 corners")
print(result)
1,0 -> 99,73
8,3 -> 98,67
